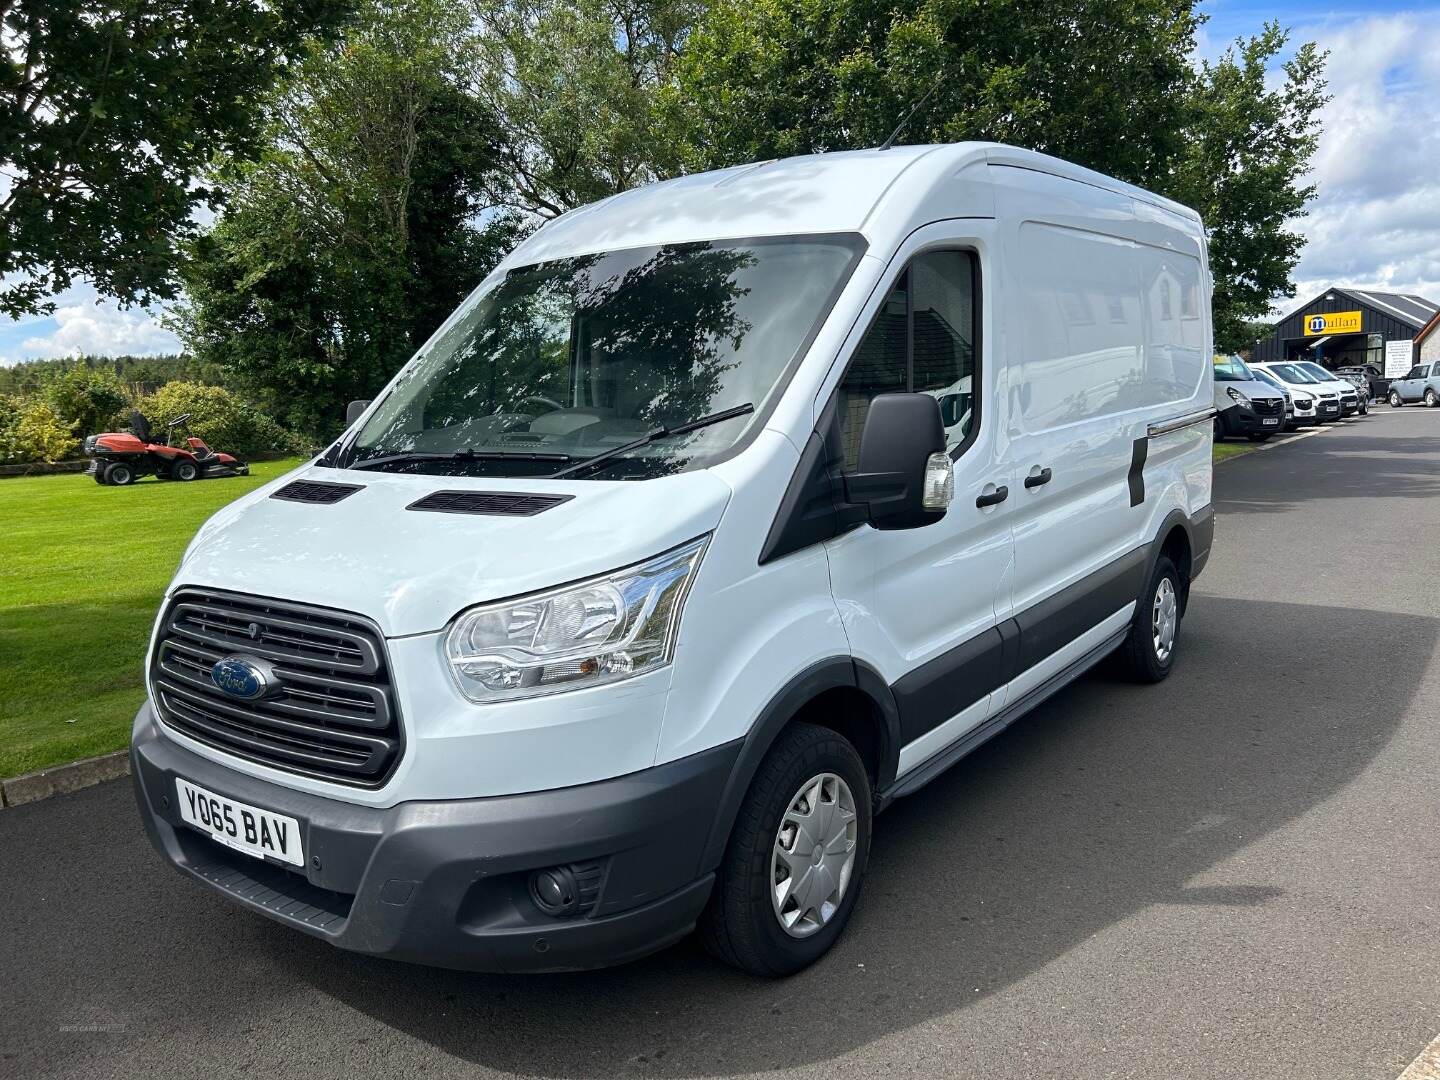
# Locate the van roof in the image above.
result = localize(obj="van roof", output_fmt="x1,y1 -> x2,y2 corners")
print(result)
506,142 -> 1202,267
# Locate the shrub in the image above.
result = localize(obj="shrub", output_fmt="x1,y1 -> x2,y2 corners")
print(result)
43,367 -> 130,438
0,396 -> 80,463
137,382 -> 299,457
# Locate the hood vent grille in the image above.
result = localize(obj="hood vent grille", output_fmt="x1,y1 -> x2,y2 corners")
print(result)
407,490 -> 573,517
272,480 -> 364,504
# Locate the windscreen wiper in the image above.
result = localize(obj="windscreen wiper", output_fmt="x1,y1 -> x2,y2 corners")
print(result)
351,448 -> 574,472
549,403 -> 756,479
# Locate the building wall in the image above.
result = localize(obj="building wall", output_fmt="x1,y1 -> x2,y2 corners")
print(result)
1421,332 -> 1440,363
1254,291 -> 1422,365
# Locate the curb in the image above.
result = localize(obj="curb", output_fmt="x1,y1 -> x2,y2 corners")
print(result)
0,749 -> 131,808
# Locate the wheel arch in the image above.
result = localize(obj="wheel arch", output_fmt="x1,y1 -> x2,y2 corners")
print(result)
696,657 -> 900,875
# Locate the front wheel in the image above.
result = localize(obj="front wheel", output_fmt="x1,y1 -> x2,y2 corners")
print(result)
1112,555 -> 1182,683
1390,391 -> 1404,407
105,462 -> 136,486
699,723 -> 872,977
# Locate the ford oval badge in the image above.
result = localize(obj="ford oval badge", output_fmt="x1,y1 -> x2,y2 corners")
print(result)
211,657 -> 269,700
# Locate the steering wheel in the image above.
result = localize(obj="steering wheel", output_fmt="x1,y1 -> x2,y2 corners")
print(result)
516,395 -> 564,414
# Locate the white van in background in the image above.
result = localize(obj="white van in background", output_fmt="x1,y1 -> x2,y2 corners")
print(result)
131,143 -> 1216,977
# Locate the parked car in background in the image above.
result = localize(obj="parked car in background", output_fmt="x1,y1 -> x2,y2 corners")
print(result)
1294,361 -> 1363,416
1387,362 -> 1440,407
1337,363 -> 1385,402
1213,354 -> 1286,440
1250,367 -> 1296,429
1335,369 -> 1373,410
1254,362 -> 1339,424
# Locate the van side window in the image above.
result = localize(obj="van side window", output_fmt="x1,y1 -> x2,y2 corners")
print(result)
837,250 -> 978,470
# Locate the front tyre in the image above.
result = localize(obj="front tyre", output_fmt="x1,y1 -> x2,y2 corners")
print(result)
1113,555 -> 1182,683
700,722 -> 872,977
106,462 -> 136,486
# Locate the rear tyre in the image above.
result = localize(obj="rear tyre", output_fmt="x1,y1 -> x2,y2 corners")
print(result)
1390,390 -> 1404,407
106,463 -> 135,486
1426,389 -> 1438,408
172,460 -> 199,481
699,722 -> 872,977
1113,555 -> 1181,684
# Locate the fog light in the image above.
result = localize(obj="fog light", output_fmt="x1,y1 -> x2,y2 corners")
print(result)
530,867 -> 580,916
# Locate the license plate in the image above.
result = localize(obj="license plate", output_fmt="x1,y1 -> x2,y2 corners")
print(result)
175,777 -> 304,866
1324,404 -> 1338,412
1262,418 -> 1279,426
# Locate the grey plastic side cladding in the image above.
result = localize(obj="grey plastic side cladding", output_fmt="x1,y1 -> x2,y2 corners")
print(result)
696,657 -> 901,876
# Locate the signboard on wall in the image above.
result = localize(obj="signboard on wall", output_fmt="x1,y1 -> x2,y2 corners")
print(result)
1385,339 -> 1415,378
1303,310 -> 1363,336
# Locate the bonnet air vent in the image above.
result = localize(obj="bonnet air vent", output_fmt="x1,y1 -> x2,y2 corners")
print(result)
271,480 -> 365,505
406,490 -> 574,517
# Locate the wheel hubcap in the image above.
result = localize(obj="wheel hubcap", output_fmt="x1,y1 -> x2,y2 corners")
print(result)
1152,577 -> 1177,662
770,772 -> 857,938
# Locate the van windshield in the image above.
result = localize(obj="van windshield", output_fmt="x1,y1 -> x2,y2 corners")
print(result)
344,236 -> 865,478
1213,355 -> 1254,381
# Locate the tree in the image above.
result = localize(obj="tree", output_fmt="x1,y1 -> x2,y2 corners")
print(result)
469,0 -> 699,216
0,0 -> 353,318
176,0 -> 524,439
42,366 -> 129,437
671,0 -> 1201,187
1171,25 -> 1327,353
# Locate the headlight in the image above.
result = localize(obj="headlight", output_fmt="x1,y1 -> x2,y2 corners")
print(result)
444,536 -> 709,702
1226,387 -> 1250,405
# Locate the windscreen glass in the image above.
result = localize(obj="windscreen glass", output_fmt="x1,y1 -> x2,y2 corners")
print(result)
346,236 -> 864,479
1272,364 -> 1319,383
1213,355 -> 1254,381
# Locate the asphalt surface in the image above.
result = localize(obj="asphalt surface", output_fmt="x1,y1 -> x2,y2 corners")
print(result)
5,408 -> 1440,1080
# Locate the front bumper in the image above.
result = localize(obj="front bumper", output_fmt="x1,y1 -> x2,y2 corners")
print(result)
132,703 -> 740,972
1221,406 -> 1285,434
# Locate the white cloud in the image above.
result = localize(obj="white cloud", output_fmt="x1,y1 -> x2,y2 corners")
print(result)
1281,11 -> 1440,309
0,284 -> 181,365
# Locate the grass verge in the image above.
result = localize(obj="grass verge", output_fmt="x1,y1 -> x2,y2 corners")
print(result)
0,460 -> 302,778
1213,441 -> 1259,462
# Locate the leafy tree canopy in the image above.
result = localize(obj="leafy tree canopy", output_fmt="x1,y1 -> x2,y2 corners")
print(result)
176,0 -> 525,439
0,0 -> 353,317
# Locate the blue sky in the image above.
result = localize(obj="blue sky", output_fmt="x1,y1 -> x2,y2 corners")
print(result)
3,0 -> 1439,364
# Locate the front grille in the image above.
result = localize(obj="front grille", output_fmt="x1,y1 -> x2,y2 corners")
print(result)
1319,392 -> 1338,400
1253,398 -> 1283,417
151,589 -> 402,787
407,490 -> 573,516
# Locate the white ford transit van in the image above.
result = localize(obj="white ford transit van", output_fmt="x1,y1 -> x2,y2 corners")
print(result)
132,143 -> 1215,977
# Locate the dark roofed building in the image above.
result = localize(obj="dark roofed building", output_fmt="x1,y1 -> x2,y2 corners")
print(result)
1253,286 -> 1439,393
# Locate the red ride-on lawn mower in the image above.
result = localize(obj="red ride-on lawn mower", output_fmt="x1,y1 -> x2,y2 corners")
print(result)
84,411 -> 250,486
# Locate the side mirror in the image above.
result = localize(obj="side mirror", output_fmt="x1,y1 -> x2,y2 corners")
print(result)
346,399 -> 372,426
845,393 -> 953,530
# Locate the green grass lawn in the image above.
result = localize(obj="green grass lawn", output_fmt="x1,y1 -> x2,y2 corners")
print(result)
0,459 -> 303,779
1212,441 -> 1257,462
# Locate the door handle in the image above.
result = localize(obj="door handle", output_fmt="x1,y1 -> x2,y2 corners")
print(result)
975,485 -> 1009,508
1024,467 -> 1053,489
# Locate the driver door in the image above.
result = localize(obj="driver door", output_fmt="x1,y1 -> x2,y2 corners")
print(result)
821,224 -> 1015,779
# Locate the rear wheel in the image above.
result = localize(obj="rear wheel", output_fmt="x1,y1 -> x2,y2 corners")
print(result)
699,722 -> 872,977
105,462 -> 136,486
1113,555 -> 1181,683
1426,389 -> 1438,408
172,460 -> 199,481
1390,390 -> 1404,407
